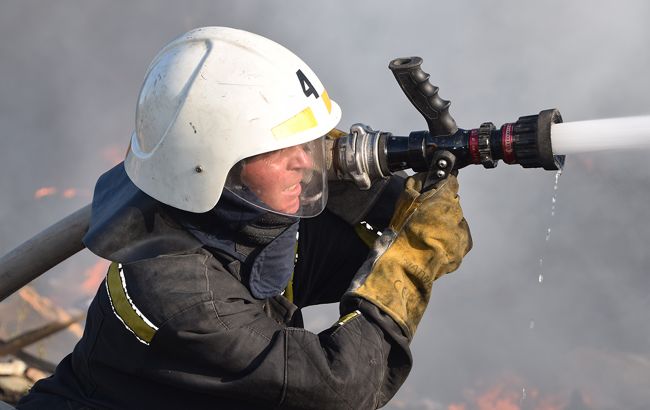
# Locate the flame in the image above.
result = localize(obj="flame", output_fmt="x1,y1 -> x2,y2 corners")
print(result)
472,383 -> 521,410
33,186 -> 91,200
34,186 -> 57,199
62,188 -> 78,198
81,259 -> 111,295
17,287 -> 83,338
447,377 -> 580,410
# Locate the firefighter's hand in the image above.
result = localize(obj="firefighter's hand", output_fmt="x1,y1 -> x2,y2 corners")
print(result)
344,173 -> 472,339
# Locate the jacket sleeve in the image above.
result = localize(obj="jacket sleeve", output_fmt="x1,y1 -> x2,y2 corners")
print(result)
137,254 -> 411,410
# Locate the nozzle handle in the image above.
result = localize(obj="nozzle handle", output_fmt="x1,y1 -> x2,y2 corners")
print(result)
389,57 -> 458,136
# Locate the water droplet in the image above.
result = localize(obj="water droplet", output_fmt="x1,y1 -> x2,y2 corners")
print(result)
531,171 -> 561,332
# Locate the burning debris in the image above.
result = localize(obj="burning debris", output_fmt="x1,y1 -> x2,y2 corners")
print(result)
10,287 -> 84,339
0,287 -> 86,366
448,379 -> 573,410
0,288 -> 84,405
0,358 -> 32,405
389,373 -> 597,410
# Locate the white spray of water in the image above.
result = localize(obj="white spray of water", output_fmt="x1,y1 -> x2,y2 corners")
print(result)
551,116 -> 650,155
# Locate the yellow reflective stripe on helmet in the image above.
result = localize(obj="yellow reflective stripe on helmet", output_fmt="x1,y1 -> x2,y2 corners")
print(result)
322,90 -> 332,113
272,107 -> 317,139
106,262 -> 158,345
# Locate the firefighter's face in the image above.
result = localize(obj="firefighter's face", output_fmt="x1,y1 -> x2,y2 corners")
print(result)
240,143 -> 314,214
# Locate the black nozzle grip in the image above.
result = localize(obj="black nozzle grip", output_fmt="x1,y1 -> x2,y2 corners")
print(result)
389,57 -> 458,136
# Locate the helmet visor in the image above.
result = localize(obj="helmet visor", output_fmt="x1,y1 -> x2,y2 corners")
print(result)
224,137 -> 328,217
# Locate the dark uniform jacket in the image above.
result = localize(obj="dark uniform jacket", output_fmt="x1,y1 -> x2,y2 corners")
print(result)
18,164 -> 411,410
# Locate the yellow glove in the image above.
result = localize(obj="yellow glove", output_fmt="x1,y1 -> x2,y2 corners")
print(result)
345,174 -> 472,338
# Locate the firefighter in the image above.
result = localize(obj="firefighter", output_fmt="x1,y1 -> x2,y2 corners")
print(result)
17,27 -> 471,409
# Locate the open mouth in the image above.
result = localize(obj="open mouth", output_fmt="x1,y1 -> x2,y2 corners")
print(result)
283,183 -> 302,195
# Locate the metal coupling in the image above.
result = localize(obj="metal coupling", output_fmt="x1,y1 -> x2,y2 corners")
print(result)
332,123 -> 390,190
478,122 -> 498,168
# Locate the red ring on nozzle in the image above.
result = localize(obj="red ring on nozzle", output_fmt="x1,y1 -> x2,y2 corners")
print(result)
501,123 -> 516,164
469,128 -> 480,164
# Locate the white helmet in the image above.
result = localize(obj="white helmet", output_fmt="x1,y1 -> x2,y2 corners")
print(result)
124,27 -> 341,215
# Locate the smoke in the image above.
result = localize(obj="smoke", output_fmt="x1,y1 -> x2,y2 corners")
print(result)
1,1 -> 649,408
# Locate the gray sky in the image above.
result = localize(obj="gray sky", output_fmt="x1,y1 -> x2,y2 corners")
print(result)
1,1 -> 649,409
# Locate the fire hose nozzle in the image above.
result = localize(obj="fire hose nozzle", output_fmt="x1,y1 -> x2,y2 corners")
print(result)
327,56 -> 565,189
397,108 -> 565,172
387,56 -> 565,172
328,109 -> 566,189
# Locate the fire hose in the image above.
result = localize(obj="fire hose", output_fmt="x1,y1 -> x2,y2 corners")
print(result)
0,57 -> 564,303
